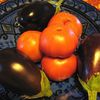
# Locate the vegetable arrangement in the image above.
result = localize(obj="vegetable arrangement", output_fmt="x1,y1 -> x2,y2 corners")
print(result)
0,0 -> 100,100
17,10 -> 82,82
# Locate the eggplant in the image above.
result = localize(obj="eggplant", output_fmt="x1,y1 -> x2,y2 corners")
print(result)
0,48 -> 52,99
77,33 -> 100,100
18,0 -> 55,32
17,0 -> 64,32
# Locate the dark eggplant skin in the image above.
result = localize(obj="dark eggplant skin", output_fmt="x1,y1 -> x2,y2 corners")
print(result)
77,33 -> 100,82
0,48 -> 41,96
18,1 -> 55,32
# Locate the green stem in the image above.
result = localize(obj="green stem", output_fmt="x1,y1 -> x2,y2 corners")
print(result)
88,91 -> 97,100
78,77 -> 97,100
48,0 -> 64,13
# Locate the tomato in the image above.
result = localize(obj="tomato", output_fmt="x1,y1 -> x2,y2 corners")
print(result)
48,12 -> 83,38
40,25 -> 78,58
17,31 -> 42,62
41,54 -> 77,81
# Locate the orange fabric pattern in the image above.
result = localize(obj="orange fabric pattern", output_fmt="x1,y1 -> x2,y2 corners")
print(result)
84,0 -> 100,10
0,0 -> 6,4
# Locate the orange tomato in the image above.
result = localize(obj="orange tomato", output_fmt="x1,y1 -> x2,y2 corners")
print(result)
40,25 -> 78,58
17,31 -> 42,62
48,12 -> 83,38
41,54 -> 77,81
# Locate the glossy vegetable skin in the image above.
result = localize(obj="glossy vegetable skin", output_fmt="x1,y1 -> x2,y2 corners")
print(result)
40,25 -> 78,58
48,12 -> 82,38
77,33 -> 100,100
18,1 -> 55,32
0,48 -> 52,99
41,54 -> 77,81
78,33 -> 100,82
0,48 -> 41,95
17,30 -> 43,62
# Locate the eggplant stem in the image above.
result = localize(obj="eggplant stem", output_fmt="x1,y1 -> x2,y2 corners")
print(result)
78,77 -> 97,100
21,71 -> 52,99
48,0 -> 64,13
88,91 -> 97,100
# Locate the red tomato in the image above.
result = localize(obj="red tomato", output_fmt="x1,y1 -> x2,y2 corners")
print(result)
41,55 -> 77,81
17,31 -> 42,62
48,12 -> 83,38
40,25 -> 78,58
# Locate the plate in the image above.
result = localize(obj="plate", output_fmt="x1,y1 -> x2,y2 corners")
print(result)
0,0 -> 100,100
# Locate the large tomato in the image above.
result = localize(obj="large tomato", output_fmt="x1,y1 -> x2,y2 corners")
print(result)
17,31 -> 42,62
48,12 -> 82,38
40,25 -> 78,58
41,54 -> 77,81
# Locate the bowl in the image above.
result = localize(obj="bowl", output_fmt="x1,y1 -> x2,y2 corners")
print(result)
0,0 -> 100,100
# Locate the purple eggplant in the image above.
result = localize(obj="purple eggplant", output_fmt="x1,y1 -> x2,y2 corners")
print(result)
17,0 -> 64,33
0,48 -> 52,99
77,33 -> 100,100
18,1 -> 55,32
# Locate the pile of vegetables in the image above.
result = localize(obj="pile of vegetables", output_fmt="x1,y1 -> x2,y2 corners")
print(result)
17,10 -> 82,82
0,0 -> 100,100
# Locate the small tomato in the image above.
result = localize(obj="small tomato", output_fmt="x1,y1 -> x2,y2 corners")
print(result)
40,25 -> 78,58
48,12 -> 82,38
41,54 -> 77,81
17,31 -> 42,62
